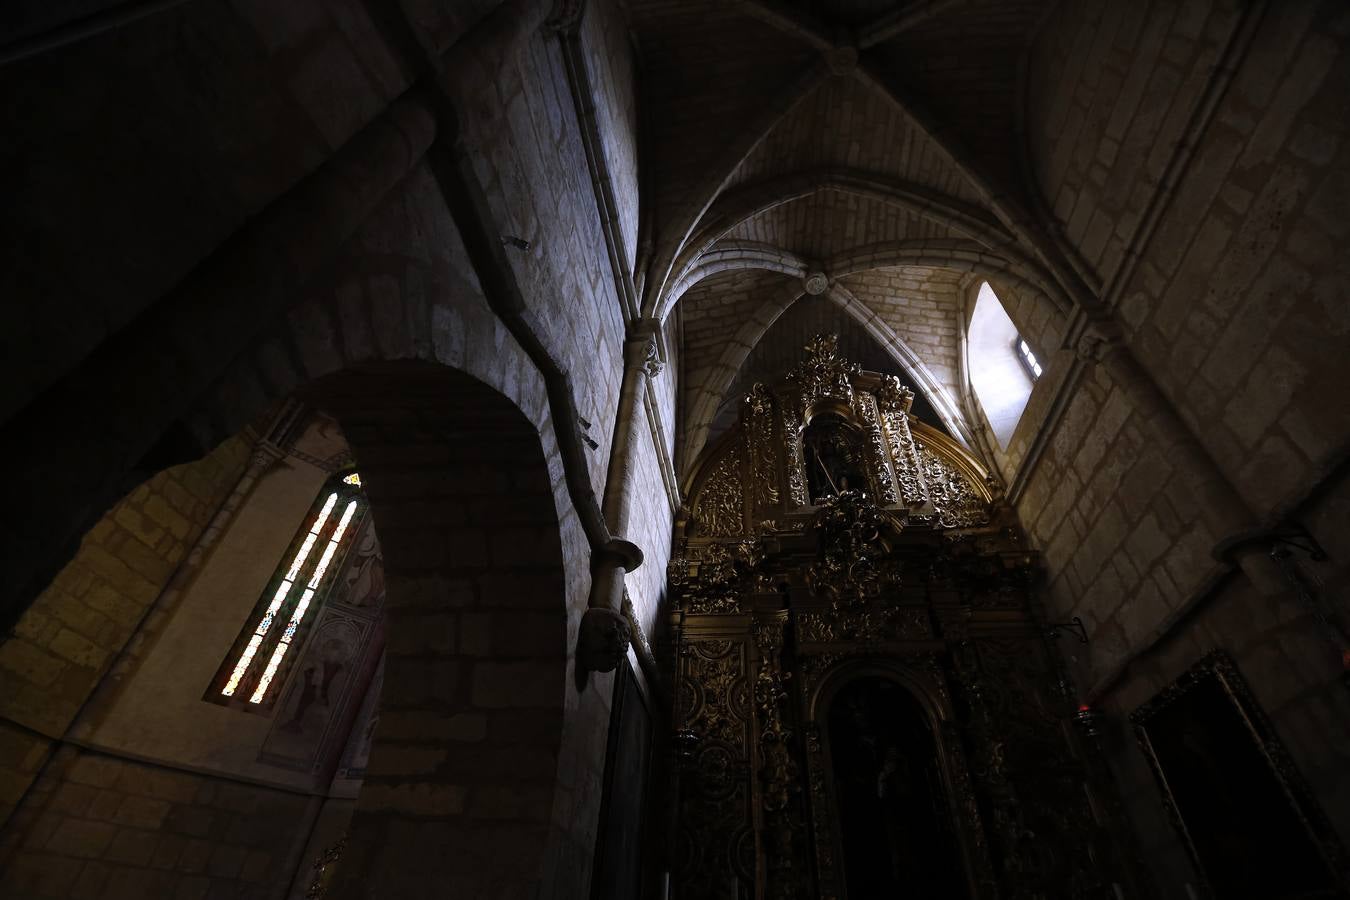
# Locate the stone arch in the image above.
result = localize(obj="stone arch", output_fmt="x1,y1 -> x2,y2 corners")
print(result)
676,269 -> 977,481
1,161 -> 607,897
300,362 -> 572,899
172,252 -> 600,895
661,171 -> 1016,316
663,241 -> 811,319
827,239 -> 1071,318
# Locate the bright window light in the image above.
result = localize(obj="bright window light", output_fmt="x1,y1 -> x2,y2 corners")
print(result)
968,283 -> 1036,448
1017,339 -> 1042,380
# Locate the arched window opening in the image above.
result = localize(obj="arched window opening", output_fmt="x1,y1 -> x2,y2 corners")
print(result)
209,470 -> 367,708
967,282 -> 1038,448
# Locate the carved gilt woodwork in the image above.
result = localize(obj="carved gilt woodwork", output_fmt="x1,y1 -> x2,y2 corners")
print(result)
686,335 -> 994,542
668,336 -> 1133,900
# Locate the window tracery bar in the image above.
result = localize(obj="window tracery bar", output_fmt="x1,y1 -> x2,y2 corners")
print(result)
221,491 -> 340,697
248,498 -> 358,703
1017,338 -> 1042,379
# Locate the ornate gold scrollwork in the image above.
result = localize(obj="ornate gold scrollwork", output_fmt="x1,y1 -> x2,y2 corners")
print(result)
917,440 -> 990,529
881,405 -> 928,507
670,337 -> 1118,899
856,392 -> 900,505
753,616 -> 804,897
692,443 -> 745,537
806,491 -> 902,605
790,333 -> 860,414
745,383 -> 780,508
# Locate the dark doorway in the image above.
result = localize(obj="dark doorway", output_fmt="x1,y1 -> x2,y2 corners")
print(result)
827,677 -> 968,899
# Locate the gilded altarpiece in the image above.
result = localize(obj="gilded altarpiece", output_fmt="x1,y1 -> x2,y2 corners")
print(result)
667,337 -> 1133,899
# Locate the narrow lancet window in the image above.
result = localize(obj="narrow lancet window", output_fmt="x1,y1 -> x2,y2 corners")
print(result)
211,472 -> 364,708
967,282 -> 1039,447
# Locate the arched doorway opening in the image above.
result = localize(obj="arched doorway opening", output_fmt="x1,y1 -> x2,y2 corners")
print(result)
824,675 -> 968,899
0,359 -> 580,900
300,362 -> 571,899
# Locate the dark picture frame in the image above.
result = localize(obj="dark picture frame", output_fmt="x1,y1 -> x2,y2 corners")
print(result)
1130,650 -> 1349,898
591,659 -> 655,900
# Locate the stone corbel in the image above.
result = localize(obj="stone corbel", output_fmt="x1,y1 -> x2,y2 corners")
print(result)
578,538 -> 643,674
1073,320 -> 1125,364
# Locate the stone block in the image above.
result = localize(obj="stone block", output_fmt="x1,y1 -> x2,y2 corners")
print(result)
173,874 -> 211,900
208,843 -> 246,879
46,817 -> 118,858
71,860 -> 113,900
104,827 -> 159,866
65,755 -> 123,789
471,661 -> 564,709
357,783 -> 466,816
166,806 -> 216,839
0,639 -> 65,688
176,838 -> 214,874
113,794 -> 172,829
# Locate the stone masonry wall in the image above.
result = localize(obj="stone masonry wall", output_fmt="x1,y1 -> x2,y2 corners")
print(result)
1027,0 -> 1245,283
447,21 -> 632,496
838,267 -> 964,403
1094,471 -> 1350,895
1016,359 -> 1223,681
0,435 -> 252,827
1018,2 -> 1350,678
1030,1 -> 1350,515
311,365 -> 606,900
1017,4 -> 1350,880
0,0 -> 411,424
1112,1 -> 1350,517
0,747 -> 312,900
582,0 -> 642,271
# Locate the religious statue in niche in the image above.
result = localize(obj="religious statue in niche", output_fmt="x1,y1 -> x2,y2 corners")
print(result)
802,414 -> 868,503
827,677 -> 968,899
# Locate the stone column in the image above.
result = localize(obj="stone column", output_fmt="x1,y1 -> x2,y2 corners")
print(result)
576,321 -> 662,677
1078,324 -> 1284,596
601,320 -> 664,538
578,538 -> 644,675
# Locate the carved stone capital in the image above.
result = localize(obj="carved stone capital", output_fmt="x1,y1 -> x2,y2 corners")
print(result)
1074,322 -> 1125,363
625,329 -> 664,379
248,444 -> 285,474
542,0 -> 586,33
576,606 -> 631,673
824,45 -> 858,76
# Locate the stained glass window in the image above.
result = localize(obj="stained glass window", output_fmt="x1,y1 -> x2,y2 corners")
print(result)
210,472 -> 365,708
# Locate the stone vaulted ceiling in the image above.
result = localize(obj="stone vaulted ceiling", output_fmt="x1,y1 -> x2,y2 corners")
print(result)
624,0 -> 1059,475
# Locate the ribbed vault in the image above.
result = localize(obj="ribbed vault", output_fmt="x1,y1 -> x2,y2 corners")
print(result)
629,0 -> 1067,481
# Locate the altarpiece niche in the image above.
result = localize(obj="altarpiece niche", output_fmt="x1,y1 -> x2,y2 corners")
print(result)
665,335 -> 1137,899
